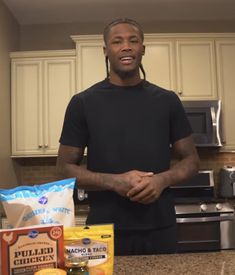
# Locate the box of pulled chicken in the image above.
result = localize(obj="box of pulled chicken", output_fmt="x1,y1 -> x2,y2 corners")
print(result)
0,224 -> 64,275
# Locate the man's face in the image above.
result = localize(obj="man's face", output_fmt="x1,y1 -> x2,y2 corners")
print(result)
104,23 -> 145,78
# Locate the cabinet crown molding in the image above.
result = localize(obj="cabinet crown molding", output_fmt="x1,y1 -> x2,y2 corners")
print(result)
71,33 -> 235,43
10,49 -> 76,59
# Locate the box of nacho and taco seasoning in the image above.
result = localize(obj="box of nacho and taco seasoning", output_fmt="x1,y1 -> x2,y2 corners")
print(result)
0,224 -> 64,275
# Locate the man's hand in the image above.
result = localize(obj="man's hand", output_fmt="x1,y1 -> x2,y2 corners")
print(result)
126,135 -> 200,205
113,170 -> 154,197
127,174 -> 166,204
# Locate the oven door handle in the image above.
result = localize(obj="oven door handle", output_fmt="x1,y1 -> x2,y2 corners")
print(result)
176,214 -> 234,223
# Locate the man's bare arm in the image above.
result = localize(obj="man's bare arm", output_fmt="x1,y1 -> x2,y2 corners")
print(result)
158,135 -> 200,187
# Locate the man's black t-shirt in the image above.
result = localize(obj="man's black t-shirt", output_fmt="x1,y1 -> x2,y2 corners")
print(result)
60,79 -> 192,230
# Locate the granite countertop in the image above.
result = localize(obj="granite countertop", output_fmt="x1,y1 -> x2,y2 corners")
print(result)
114,250 -> 235,275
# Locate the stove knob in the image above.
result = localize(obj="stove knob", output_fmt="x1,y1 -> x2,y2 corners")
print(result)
216,203 -> 223,211
200,204 -> 208,212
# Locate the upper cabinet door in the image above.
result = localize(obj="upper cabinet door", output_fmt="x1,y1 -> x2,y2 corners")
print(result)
175,40 -> 217,100
43,57 -> 76,154
216,40 -> 235,150
143,41 -> 176,91
11,50 -> 76,156
76,41 -> 106,91
11,59 -> 43,155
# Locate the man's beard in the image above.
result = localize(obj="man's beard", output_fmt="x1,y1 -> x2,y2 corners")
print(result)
113,67 -> 139,79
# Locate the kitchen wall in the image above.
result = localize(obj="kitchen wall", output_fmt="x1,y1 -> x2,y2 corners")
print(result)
198,150 -> 235,195
0,0 -> 20,189
19,20 -> 235,51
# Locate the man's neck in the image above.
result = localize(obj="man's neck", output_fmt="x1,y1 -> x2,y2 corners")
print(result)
109,74 -> 142,86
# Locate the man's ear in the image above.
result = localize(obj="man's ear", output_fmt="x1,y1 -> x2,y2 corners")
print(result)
142,45 -> 145,56
103,46 -> 107,56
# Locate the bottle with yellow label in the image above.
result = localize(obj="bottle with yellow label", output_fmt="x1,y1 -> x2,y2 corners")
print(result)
65,256 -> 89,275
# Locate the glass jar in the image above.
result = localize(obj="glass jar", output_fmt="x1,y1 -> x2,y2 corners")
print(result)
65,256 -> 89,275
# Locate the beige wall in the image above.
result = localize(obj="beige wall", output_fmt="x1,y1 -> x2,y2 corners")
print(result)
0,0 -> 20,188
19,19 -> 235,51
20,22 -> 105,50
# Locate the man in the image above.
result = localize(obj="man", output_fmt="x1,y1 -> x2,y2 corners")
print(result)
56,18 -> 200,255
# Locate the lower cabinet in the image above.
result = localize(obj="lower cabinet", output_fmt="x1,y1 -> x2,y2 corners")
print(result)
11,51 -> 76,156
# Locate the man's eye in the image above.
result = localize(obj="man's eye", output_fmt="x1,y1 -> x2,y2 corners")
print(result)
112,40 -> 121,44
130,39 -> 138,43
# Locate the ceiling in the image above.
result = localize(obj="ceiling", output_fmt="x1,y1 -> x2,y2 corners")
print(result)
3,0 -> 235,25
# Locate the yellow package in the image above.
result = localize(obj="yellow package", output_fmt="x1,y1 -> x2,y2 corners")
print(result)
64,224 -> 114,275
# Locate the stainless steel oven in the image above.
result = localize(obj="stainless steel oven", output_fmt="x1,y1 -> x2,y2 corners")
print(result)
172,170 -> 235,252
176,203 -> 235,252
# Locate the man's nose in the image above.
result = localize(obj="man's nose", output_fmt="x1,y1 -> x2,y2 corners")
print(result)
121,41 -> 132,51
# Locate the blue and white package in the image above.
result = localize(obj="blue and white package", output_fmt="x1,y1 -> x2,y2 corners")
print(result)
0,178 -> 76,228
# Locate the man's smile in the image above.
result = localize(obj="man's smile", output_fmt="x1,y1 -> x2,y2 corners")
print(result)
120,56 -> 135,65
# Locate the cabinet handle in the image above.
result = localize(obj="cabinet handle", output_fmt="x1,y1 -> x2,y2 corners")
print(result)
38,144 -> 43,148
44,144 -> 48,148
178,91 -> 182,95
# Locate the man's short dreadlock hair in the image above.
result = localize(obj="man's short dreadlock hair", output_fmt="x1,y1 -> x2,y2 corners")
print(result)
103,18 -> 144,45
103,18 -> 146,80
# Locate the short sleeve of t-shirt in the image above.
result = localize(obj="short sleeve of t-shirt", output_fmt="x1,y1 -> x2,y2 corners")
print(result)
169,92 -> 192,144
59,93 -> 88,148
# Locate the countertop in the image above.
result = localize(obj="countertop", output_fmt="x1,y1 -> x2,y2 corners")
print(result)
114,250 -> 235,275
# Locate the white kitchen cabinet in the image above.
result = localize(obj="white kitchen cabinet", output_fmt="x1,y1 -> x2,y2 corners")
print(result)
142,40 -> 176,90
11,50 -> 76,156
216,40 -> 235,151
72,35 -> 177,92
74,38 -> 176,91
74,36 -> 106,91
143,37 -> 217,99
175,39 -> 217,100
72,35 -> 217,99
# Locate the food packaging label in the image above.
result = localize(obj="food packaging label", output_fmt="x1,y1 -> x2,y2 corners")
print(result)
0,224 -> 64,275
